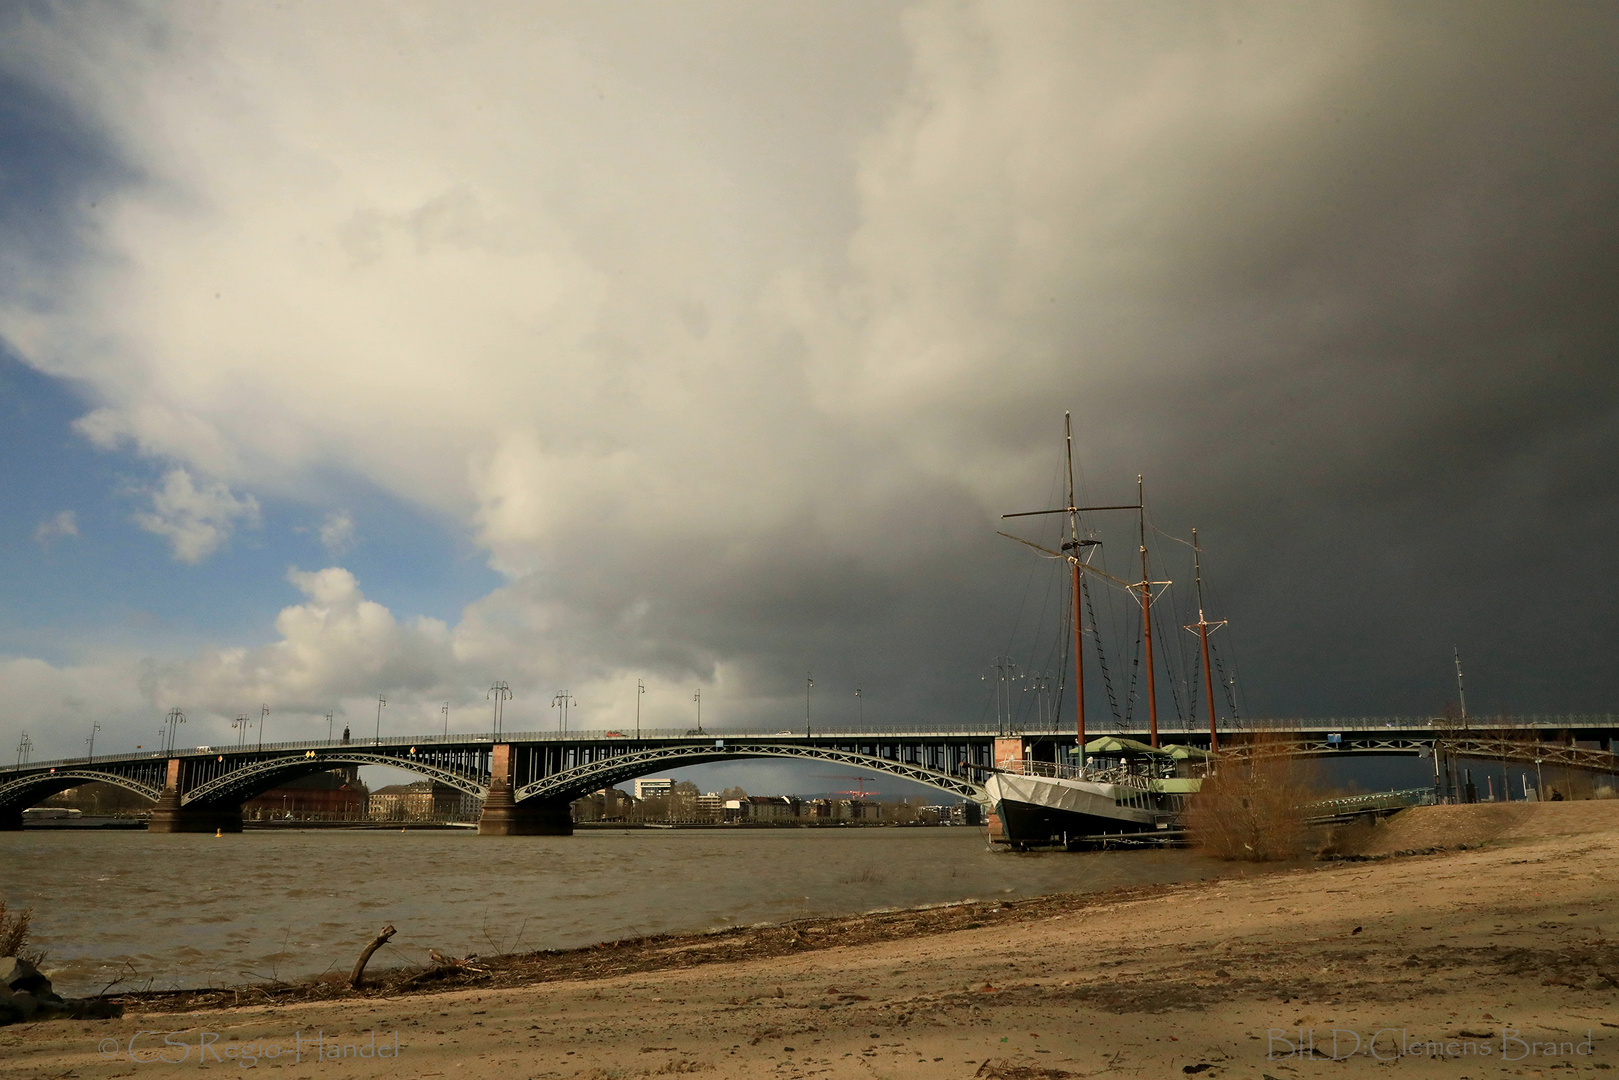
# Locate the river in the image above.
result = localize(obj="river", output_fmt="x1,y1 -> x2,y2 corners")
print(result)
1,827 -> 1254,997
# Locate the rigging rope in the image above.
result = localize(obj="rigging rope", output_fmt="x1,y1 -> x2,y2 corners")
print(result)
1083,574 -> 1122,727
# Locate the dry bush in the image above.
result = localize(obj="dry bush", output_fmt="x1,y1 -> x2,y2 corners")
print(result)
1315,816 -> 1378,858
0,899 -> 46,964
1186,750 -> 1314,861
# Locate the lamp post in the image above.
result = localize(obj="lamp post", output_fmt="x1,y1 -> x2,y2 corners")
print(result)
1535,757 -> 1545,802
805,674 -> 813,737
637,679 -> 645,739
855,687 -> 863,727
549,690 -> 570,733
693,688 -> 702,734
259,704 -> 269,751
442,701 -> 450,738
86,722 -> 101,761
15,732 -> 31,768
233,714 -> 251,747
326,711 -> 334,741
164,708 -> 186,755
489,682 -> 512,736
374,695 -> 386,745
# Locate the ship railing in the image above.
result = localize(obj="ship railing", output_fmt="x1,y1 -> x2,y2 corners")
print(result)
995,759 -> 1159,791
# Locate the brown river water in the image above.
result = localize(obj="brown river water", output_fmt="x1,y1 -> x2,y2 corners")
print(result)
1,826 -> 1252,997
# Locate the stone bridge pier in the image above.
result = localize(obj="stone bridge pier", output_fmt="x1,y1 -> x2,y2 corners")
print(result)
477,744 -> 571,836
148,759 -> 243,834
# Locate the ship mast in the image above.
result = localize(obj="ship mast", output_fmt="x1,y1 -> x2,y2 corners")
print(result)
1183,527 -> 1226,753
1064,415 -> 1086,759
998,414 -> 1144,768
1138,477 -> 1159,748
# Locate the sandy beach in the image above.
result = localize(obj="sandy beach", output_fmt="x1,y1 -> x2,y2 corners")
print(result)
4,801 -> 1617,1079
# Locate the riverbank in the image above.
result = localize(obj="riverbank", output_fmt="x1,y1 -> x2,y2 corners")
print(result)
4,801 -> 1617,1078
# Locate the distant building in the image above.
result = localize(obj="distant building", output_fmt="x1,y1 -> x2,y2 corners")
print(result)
243,768 -> 368,821
726,795 -> 800,823
951,802 -> 982,826
634,778 -> 674,800
573,787 -> 637,821
848,798 -> 881,821
368,780 -> 480,822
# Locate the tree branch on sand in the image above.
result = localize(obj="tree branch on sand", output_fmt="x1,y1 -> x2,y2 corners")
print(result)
349,925 -> 396,989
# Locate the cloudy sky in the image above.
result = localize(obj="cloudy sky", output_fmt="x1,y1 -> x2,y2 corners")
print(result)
2,1 -> 1615,774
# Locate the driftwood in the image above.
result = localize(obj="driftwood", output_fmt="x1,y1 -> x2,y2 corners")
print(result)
349,925 -> 396,989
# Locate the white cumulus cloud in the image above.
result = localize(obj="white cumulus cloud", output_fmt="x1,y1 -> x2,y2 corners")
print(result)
132,469 -> 261,564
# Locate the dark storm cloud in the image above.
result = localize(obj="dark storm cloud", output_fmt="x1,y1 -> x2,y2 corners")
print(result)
0,2 -> 1616,754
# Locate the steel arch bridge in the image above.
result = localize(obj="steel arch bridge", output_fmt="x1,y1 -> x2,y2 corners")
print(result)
1221,734 -> 1619,775
0,729 -> 1001,832
514,741 -> 987,804
5,715 -> 1617,833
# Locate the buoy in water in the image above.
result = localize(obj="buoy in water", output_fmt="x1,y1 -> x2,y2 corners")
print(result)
215,828 -> 221,837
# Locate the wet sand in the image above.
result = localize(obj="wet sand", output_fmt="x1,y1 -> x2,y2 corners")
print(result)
4,801 -> 1617,1079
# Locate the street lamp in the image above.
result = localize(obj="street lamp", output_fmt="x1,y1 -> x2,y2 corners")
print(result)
549,690 -> 571,733
855,688 -> 863,727
442,701 -> 450,739
1535,758 -> 1545,802
805,674 -> 813,737
637,679 -> 645,739
85,722 -> 101,761
164,708 -> 186,755
693,688 -> 703,734
374,694 -> 386,745
489,682 -> 512,735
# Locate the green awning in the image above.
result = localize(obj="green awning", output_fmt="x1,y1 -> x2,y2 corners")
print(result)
1082,735 -> 1173,757
1160,743 -> 1216,761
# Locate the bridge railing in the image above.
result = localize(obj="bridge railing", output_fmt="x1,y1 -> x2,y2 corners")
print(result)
1304,787 -> 1436,812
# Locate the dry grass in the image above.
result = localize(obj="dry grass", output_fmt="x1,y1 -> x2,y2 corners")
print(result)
1185,751 -> 1313,861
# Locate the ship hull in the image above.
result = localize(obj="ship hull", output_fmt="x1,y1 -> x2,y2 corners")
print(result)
984,771 -> 1167,846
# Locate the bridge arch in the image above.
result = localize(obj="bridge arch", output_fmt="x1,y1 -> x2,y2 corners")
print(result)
513,741 -> 987,805
0,767 -> 166,818
179,751 -> 489,808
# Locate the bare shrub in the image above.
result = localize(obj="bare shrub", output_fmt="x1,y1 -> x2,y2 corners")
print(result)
1186,748 -> 1313,861
0,899 -> 46,964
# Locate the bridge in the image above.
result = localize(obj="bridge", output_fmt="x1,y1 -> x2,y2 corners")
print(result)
2,714 -> 1615,834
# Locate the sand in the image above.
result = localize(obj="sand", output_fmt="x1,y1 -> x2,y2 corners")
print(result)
3,800 -> 1618,1079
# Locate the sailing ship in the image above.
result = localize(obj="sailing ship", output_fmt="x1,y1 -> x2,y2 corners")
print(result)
981,414 -> 1226,848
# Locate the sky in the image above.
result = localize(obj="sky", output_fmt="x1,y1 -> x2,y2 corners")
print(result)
1,2 -> 1616,794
